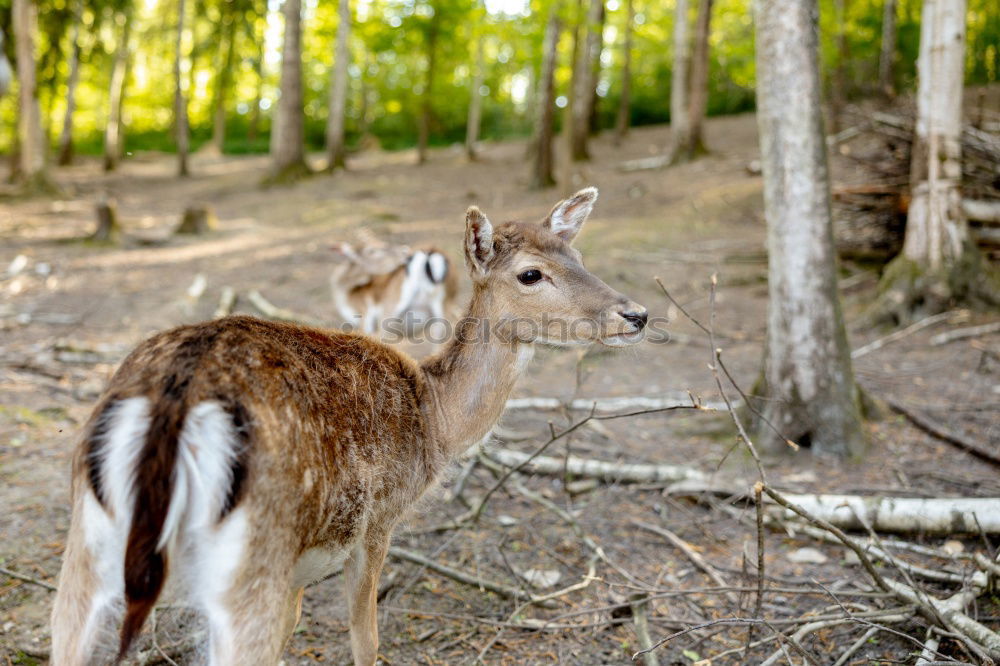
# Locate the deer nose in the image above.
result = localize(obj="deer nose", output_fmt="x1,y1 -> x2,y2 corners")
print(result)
619,309 -> 648,330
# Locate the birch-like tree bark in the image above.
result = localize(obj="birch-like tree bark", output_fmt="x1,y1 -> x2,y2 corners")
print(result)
103,12 -> 132,171
465,35 -> 484,161
270,0 -> 309,179
666,0 -> 690,161
613,0 -> 633,145
324,0 -> 351,170
12,0 -> 49,188
878,0 -> 897,97
683,0 -> 712,156
57,2 -> 82,166
529,9 -> 560,189
247,19 -> 265,142
753,0 -> 866,458
874,0 -> 997,320
173,0 -> 190,176
569,0 -> 602,160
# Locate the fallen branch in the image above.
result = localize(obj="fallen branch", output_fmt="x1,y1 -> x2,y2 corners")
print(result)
851,311 -> 962,359
505,393 -> 726,413
0,566 -> 57,592
879,394 -> 1000,468
246,290 -> 326,328
213,286 -> 236,318
963,199 -> 1000,224
929,321 -> 1000,346
631,520 -> 732,598
772,494 -> 1000,534
483,448 -> 706,484
387,546 -> 535,602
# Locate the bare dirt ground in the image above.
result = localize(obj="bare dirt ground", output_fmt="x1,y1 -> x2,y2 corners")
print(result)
1,112 -> 999,665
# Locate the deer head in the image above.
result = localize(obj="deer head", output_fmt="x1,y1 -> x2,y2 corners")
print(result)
463,187 -> 647,347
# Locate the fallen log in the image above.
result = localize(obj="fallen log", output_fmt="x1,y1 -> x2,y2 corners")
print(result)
482,447 -> 707,484
929,321 -> 1000,346
505,393 -> 725,413
774,495 -> 1000,534
963,199 -> 1000,224
246,290 -> 326,328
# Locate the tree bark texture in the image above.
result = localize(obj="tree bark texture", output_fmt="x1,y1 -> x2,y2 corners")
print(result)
209,17 -> 236,153
570,0 -> 602,160
613,0 -> 633,145
57,3 -> 81,166
529,10 -> 560,189
270,0 -> 308,179
174,0 -> 190,176
325,0 -> 351,170
465,35 -> 484,161
667,0 -> 690,161
684,0 -> 712,156
878,0 -> 897,97
753,0 -> 866,458
416,16 -> 438,165
12,0 -> 47,184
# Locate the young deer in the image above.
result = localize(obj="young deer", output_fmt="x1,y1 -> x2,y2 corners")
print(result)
330,237 -> 459,335
50,187 -> 647,665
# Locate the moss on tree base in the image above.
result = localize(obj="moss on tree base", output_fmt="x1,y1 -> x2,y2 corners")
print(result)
261,161 -> 312,187
865,244 -> 1000,327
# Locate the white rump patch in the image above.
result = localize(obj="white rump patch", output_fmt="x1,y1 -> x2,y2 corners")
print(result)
426,252 -> 448,284
93,397 -> 152,521
158,401 -> 246,552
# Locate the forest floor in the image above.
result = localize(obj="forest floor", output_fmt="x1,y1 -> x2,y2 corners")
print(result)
1,110 -> 999,665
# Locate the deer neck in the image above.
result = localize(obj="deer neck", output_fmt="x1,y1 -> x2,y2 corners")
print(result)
419,288 -> 533,459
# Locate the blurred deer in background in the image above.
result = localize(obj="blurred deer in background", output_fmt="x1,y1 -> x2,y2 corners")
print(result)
50,187 -> 648,665
330,231 -> 458,335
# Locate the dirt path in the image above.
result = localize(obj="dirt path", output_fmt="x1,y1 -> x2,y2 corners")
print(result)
2,114 -> 998,664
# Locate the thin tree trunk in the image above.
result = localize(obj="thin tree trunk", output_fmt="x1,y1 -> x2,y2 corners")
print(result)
270,0 -> 308,179
570,0 -> 602,160
103,13 -> 131,172
753,0 -> 866,458
416,18 -> 438,165
529,9 -> 560,189
57,3 -> 81,166
174,0 -> 189,176
830,0 -> 849,133
248,19 -> 265,143
465,35 -> 484,161
613,0 -> 633,145
12,0 -> 48,186
666,0 -> 690,161
878,0 -> 897,97
588,0 -> 605,135
209,18 -> 236,154
324,0 -> 351,170
685,0 -> 712,155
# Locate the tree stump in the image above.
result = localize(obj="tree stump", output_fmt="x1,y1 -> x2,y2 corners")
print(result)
91,201 -> 122,243
176,205 -> 217,235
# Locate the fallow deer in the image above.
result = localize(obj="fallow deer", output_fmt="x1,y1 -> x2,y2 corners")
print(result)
330,236 -> 458,335
50,187 -> 648,665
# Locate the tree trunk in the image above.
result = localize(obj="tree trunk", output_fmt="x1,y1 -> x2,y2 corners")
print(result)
570,0 -> 602,161
613,0 -> 633,146
324,0 -> 351,171
683,0 -> 712,157
587,0 -> 605,135
666,0 -> 690,161
829,0 -> 849,133
529,9 -> 560,189
416,18 -> 438,165
872,0 -> 995,321
753,0 -> 866,459
465,35 -> 484,161
248,19 -> 265,143
269,0 -> 308,180
174,0 -> 190,177
209,18 -> 236,154
12,0 -> 50,188
878,0 -> 897,97
56,3 -> 81,166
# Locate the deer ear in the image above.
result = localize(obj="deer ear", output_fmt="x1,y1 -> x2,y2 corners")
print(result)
464,206 -> 494,277
542,187 -> 598,245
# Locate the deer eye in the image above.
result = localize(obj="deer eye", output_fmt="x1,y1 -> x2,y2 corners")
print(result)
517,269 -> 543,285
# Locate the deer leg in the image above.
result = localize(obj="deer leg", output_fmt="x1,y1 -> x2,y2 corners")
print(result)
343,535 -> 390,666
51,495 -> 125,665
